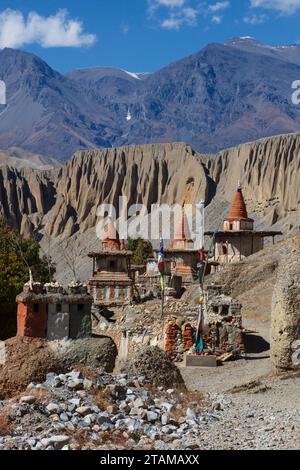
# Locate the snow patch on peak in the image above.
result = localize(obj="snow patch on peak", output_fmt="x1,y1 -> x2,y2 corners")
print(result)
122,70 -> 142,80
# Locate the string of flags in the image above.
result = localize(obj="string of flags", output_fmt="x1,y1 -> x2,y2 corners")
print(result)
157,238 -> 165,293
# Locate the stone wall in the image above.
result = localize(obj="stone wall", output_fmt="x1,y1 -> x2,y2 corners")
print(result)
205,288 -> 244,355
94,292 -> 244,363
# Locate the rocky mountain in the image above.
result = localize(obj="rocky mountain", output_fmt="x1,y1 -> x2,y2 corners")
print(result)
0,48 -> 118,160
1,38 -> 300,160
0,133 -> 299,281
0,147 -> 60,169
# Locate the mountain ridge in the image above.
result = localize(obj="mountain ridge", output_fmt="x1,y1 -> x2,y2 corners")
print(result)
1,38 -> 300,160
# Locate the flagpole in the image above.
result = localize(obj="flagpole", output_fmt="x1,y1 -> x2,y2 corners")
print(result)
161,281 -> 164,321
158,238 -> 165,344
161,283 -> 164,343
196,201 -> 205,355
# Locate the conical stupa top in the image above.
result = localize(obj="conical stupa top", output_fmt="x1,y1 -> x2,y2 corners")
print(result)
101,216 -> 121,250
171,208 -> 193,250
174,210 -> 188,240
228,186 -> 249,221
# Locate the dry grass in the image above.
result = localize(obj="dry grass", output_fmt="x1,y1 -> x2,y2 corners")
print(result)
0,414 -> 11,436
71,366 -> 98,381
171,390 -> 204,421
91,387 -> 112,410
143,384 -> 204,421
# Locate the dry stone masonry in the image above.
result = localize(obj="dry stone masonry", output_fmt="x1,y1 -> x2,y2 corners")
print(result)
163,286 -> 244,362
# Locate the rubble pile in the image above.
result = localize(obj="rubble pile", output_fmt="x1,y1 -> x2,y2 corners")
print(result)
122,347 -> 186,389
0,336 -> 117,399
0,369 -> 219,451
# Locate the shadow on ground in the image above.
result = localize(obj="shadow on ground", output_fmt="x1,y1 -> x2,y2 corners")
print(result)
243,331 -> 270,354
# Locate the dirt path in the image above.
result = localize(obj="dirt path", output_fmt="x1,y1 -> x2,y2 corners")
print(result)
180,317 -> 272,394
178,318 -> 300,449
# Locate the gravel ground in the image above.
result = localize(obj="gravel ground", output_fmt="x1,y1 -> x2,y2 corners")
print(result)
179,371 -> 300,450
178,318 -> 300,450
0,318 -> 298,450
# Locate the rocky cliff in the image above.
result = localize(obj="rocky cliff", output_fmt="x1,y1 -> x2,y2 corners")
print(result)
0,166 -> 57,235
0,134 -> 299,281
46,143 -> 208,238
203,133 -> 300,233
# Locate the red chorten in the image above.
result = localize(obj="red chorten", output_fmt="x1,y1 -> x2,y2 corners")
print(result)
205,184 -> 282,268
223,186 -> 254,232
228,188 -> 250,222
88,216 -> 133,308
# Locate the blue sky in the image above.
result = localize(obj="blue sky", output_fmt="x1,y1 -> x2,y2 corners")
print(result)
1,1 -> 300,73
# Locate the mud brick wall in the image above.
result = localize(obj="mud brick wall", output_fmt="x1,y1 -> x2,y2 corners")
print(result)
17,302 -> 47,338
165,320 -> 195,361
17,288 -> 92,340
204,323 -> 244,354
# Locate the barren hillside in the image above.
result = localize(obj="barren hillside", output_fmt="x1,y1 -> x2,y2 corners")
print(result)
0,134 -> 299,281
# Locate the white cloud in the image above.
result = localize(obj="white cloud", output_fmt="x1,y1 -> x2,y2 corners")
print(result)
209,1 -> 230,12
148,0 -> 228,30
211,15 -> 223,23
243,13 -> 268,24
148,0 -> 198,29
250,0 -> 300,14
157,0 -> 187,5
161,7 -> 198,29
148,0 -> 187,14
161,17 -> 182,28
0,8 -> 96,49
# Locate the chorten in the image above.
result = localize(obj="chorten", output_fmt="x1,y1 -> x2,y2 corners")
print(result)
223,186 -> 254,231
171,209 -> 194,250
88,217 -> 133,308
205,185 -> 282,268
161,208 -> 199,284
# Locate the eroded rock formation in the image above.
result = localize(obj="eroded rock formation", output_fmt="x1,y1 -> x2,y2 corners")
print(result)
271,236 -> 300,370
0,134 -> 299,245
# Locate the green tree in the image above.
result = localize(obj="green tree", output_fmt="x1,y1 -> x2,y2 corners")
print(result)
127,237 -> 153,265
0,219 -> 55,340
